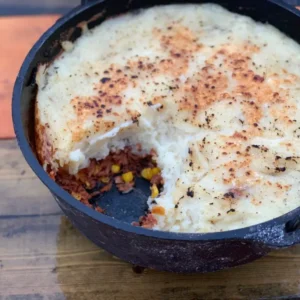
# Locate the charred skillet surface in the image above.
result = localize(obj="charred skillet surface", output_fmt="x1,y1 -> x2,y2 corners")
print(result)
12,0 -> 300,272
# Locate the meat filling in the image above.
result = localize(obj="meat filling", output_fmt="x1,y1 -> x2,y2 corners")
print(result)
53,146 -> 164,228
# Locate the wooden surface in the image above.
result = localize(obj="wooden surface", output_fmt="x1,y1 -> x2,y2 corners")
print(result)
0,0 -> 79,15
1,139 -> 300,300
0,15 -> 59,139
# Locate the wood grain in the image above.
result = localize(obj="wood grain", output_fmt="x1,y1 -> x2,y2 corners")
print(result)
1,138 -> 300,300
0,140 -> 61,216
0,0 -> 79,15
0,15 -> 59,139
2,216 -> 300,300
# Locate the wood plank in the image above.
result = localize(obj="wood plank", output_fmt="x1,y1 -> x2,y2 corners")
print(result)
0,0 -> 79,15
0,140 -> 61,216
2,214 -> 300,299
0,15 -> 59,139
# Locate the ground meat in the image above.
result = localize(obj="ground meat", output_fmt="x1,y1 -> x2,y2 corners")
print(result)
139,214 -> 158,228
56,172 -> 91,205
100,182 -> 113,193
75,168 -> 97,190
49,170 -> 56,180
114,175 -> 123,184
89,158 -> 113,177
90,190 -> 101,197
53,147 -> 163,228
151,174 -> 164,185
112,151 -> 129,167
111,147 -> 155,173
132,221 -> 140,227
114,176 -> 135,193
95,206 -> 105,213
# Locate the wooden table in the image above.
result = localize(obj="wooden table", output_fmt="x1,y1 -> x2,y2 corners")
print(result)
1,139 -> 300,300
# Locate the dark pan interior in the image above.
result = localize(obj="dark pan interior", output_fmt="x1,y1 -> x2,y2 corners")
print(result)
18,0 -> 300,224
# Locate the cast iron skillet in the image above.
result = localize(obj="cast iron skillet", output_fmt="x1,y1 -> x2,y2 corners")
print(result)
12,0 -> 300,273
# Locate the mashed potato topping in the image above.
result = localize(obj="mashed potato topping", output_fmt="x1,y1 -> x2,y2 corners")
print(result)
36,4 -> 300,232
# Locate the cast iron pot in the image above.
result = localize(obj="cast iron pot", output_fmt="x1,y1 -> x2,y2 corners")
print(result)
12,0 -> 300,273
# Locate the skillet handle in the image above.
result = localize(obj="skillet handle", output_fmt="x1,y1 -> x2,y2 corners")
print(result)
249,215 -> 300,249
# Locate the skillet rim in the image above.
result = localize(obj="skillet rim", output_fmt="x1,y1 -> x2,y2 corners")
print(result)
12,0 -> 300,242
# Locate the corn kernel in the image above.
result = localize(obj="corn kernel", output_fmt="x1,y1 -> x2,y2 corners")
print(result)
100,177 -> 110,183
85,181 -> 91,188
141,168 -> 153,180
151,184 -> 159,198
71,192 -> 81,201
151,167 -> 161,176
111,164 -> 121,174
122,171 -> 134,183
93,165 -> 100,176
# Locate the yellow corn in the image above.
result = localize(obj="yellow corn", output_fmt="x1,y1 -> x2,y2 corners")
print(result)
111,164 -> 121,174
151,184 -> 159,198
92,165 -> 100,176
151,167 -> 161,176
122,171 -> 134,183
100,177 -> 110,183
85,181 -> 91,188
71,192 -> 81,201
141,168 -> 153,180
